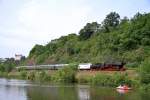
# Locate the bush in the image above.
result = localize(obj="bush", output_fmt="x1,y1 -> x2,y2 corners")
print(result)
77,75 -> 92,83
35,71 -> 51,81
20,71 -> 27,79
140,84 -> 150,91
54,65 -> 77,83
0,64 -> 5,72
139,58 -> 150,84
26,71 -> 36,80
68,63 -> 79,70
89,73 -> 134,87
125,62 -> 139,68
17,67 -> 26,72
91,74 -> 115,86
113,73 -> 132,86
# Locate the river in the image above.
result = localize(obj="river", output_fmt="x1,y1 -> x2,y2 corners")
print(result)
0,78 -> 150,100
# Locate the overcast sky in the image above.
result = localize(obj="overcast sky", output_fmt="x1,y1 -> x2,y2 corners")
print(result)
0,0 -> 150,58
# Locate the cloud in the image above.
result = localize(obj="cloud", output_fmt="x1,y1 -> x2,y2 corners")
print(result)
0,0 -> 92,57
17,0 -> 92,41
0,0 -> 150,58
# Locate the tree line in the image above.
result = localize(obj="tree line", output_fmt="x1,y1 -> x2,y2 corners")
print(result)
27,12 -> 150,68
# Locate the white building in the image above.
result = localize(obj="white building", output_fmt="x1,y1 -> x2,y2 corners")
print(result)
15,54 -> 23,61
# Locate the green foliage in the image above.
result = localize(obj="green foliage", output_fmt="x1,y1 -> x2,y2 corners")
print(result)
125,62 -> 139,68
79,22 -> 100,40
0,58 -> 16,72
68,63 -> 79,70
20,71 -> 27,79
139,57 -> 150,84
113,73 -> 132,86
35,71 -> 51,81
26,71 -> 36,80
54,66 -> 77,83
18,71 -> 51,81
36,53 -> 49,64
29,44 -> 45,58
140,84 -> 150,91
27,12 -> 150,66
77,76 -> 92,83
0,64 -> 5,72
91,74 -> 115,86
102,12 -> 120,32
89,73 -> 133,87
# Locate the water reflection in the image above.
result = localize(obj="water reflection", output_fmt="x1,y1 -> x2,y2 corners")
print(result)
0,78 -> 150,100
78,85 -> 90,100
0,78 -> 27,100
26,85 -> 78,100
116,89 -> 129,94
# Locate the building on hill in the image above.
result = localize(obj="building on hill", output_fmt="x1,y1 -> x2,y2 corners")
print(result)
15,54 -> 25,61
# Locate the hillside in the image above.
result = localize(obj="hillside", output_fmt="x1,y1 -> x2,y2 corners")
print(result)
27,12 -> 150,67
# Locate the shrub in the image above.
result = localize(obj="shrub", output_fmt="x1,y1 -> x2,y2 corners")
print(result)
20,71 -> 27,79
77,76 -> 92,83
140,84 -> 150,91
54,65 -> 77,83
35,71 -> 51,81
91,74 -> 115,86
125,62 -> 139,68
114,73 -> 132,86
68,63 -> 79,70
17,67 -> 26,72
26,71 -> 36,80
139,58 -> 150,84
90,73 -> 134,87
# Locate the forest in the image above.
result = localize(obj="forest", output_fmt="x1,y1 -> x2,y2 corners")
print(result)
27,12 -> 150,68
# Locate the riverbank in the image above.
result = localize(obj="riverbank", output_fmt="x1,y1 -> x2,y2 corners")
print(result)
0,68 -> 140,88
1,65 -> 150,91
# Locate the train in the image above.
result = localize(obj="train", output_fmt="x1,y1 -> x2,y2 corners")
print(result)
17,62 -> 126,71
79,62 -> 126,71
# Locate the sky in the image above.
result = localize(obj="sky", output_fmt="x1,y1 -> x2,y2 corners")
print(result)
0,0 -> 150,58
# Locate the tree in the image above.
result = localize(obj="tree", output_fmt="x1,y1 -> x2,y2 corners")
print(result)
120,16 -> 129,24
29,44 -> 45,58
79,22 -> 100,40
131,12 -> 142,22
0,58 -> 16,72
102,12 -> 120,32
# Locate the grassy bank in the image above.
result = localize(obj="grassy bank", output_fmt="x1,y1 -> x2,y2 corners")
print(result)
76,70 -> 139,87
0,69 -> 139,88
